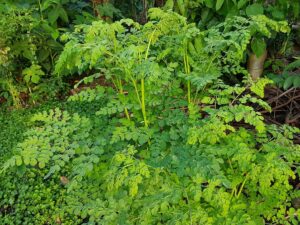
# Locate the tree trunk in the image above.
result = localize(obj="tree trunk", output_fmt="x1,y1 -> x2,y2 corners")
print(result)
247,50 -> 268,80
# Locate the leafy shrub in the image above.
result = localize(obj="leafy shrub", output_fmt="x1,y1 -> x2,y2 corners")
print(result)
55,8 -> 288,130
0,0 -> 94,106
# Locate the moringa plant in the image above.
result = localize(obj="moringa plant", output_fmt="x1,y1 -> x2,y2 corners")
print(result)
55,8 -> 289,126
55,9 -> 199,127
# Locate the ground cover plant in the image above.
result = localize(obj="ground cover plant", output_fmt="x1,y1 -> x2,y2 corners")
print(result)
0,1 -> 299,225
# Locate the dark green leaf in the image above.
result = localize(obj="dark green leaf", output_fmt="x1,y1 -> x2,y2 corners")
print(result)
293,76 -> 300,88
246,3 -> 264,16
48,8 -> 60,24
59,7 -> 69,23
237,0 -> 248,9
283,76 -> 294,90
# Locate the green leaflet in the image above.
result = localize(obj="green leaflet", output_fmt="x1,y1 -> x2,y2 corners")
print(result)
22,64 -> 45,84
250,78 -> 273,98
216,0 -> 225,11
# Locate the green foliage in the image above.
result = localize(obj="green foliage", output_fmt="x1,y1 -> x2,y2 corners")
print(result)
68,86 -> 106,102
96,2 -> 123,21
0,111 -> 29,162
55,9 -> 288,130
22,64 -> 45,84
6,108 -> 94,174
250,77 -> 273,98
267,58 -> 300,90
0,83 -> 299,224
0,0 -> 296,107
202,15 -> 289,75
170,0 -> 299,27
0,0 -> 94,106
1,11 -> 299,222
0,100 -> 72,162
166,0 -> 296,58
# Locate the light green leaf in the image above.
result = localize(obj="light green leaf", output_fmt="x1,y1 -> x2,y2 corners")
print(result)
15,156 -> 23,166
22,64 -> 45,84
31,74 -> 40,84
177,0 -> 185,15
23,157 -> 30,165
250,78 -> 273,98
30,158 -> 37,166
201,96 -> 214,104
51,29 -> 60,40
39,162 -> 46,169
216,0 -> 225,11
163,0 -> 174,10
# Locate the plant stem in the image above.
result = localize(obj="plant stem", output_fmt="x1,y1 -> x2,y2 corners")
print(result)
145,30 -> 156,59
237,174 -> 248,199
130,77 -> 142,106
118,80 -> 130,121
230,188 -> 237,199
114,78 -> 130,121
184,47 -> 191,104
27,85 -> 36,105
139,29 -> 156,128
187,55 -> 191,104
141,78 -> 148,127
37,0 -> 44,20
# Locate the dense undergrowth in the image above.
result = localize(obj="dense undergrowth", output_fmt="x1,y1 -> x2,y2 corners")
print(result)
0,1 -> 300,225
0,85 -> 299,224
